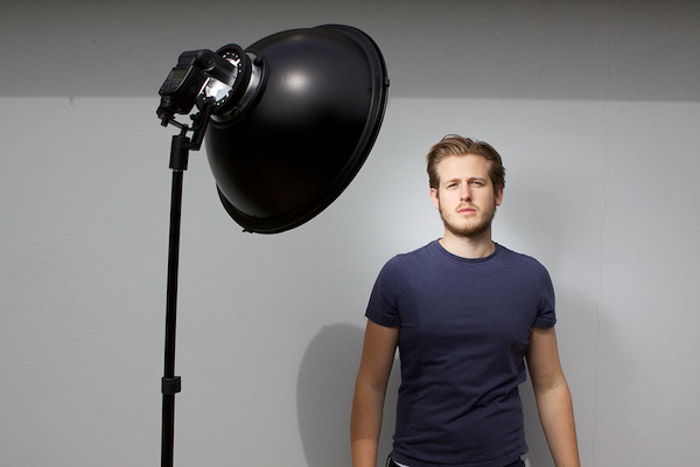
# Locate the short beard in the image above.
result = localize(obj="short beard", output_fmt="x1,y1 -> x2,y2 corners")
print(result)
439,202 -> 497,238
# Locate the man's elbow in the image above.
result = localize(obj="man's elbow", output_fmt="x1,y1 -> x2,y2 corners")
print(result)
532,371 -> 570,396
354,373 -> 390,397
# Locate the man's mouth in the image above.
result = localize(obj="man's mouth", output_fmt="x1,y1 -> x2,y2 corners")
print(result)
457,207 -> 476,214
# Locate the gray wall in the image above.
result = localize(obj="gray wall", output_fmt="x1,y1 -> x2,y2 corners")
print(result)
1,1 -> 699,466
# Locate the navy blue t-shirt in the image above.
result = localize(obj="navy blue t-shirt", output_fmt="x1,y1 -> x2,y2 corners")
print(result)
365,241 -> 556,467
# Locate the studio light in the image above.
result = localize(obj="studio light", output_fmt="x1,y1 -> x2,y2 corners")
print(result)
155,24 -> 388,466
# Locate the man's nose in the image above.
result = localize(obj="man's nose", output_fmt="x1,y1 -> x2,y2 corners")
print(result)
460,184 -> 472,200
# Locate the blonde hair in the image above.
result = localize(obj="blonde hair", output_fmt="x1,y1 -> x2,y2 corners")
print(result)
426,135 -> 505,193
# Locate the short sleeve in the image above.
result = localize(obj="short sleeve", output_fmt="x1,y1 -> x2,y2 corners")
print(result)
533,264 -> 557,328
365,258 -> 403,327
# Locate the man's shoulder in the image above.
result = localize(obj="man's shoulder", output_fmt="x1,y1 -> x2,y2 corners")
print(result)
376,240 -> 438,277
385,240 -> 438,264
497,243 -> 550,273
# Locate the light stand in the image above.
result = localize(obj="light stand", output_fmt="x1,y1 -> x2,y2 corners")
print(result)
154,24 -> 389,466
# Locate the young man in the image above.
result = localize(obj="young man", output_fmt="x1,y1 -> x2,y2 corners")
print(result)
351,136 -> 580,467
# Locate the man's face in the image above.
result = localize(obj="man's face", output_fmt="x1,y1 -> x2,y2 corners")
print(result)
429,154 -> 504,238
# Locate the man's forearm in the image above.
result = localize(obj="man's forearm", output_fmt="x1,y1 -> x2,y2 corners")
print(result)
351,382 -> 386,467
534,381 -> 581,467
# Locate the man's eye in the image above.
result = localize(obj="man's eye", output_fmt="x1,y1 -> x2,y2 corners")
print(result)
446,183 -> 457,189
470,181 -> 484,186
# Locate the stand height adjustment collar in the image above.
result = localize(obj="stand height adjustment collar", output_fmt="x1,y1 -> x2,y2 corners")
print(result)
162,376 -> 182,395
169,135 -> 190,171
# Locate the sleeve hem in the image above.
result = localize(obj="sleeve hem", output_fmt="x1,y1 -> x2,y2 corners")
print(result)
365,312 -> 400,328
533,316 -> 556,328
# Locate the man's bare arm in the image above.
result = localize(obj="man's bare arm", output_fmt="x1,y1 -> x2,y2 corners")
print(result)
351,320 -> 399,467
526,326 -> 581,467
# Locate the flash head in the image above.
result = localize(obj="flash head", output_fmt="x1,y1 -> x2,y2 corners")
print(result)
157,46 -> 258,125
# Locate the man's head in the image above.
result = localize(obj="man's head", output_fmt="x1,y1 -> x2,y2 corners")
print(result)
426,135 -> 506,238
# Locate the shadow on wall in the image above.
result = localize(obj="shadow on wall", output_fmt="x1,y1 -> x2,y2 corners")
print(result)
297,323 -> 400,466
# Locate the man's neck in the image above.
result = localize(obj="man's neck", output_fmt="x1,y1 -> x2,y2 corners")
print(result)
439,230 -> 495,259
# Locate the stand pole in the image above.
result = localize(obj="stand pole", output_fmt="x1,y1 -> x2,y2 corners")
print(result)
158,101 -> 212,467
161,133 -> 190,467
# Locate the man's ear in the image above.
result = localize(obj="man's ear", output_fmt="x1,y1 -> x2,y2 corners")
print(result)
495,187 -> 505,206
430,187 -> 440,210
